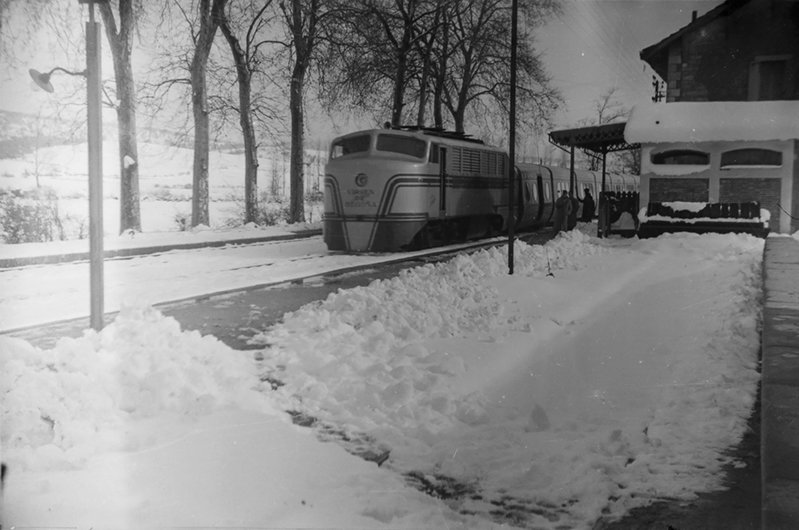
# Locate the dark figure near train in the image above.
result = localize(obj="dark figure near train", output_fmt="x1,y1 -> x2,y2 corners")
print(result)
580,188 -> 595,222
553,191 -> 572,234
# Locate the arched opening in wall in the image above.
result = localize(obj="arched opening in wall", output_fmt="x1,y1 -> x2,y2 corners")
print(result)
720,148 -> 782,168
651,149 -> 710,165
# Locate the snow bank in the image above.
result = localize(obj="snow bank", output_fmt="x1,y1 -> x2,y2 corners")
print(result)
1,305 -> 274,471
638,202 -> 770,226
2,306 -> 470,529
255,231 -> 607,435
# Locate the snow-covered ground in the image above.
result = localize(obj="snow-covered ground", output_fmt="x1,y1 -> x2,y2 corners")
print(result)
1,224 -> 769,529
0,228 -> 511,332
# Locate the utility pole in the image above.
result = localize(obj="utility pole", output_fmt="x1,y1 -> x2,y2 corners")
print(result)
507,0 -> 518,275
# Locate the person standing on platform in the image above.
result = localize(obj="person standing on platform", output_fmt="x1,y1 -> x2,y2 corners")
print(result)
580,188 -> 596,222
553,190 -> 572,234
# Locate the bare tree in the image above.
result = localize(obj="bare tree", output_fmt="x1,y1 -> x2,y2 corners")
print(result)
320,0 -> 440,127
215,0 -> 278,223
189,0 -> 228,227
593,86 -> 627,125
280,0 -> 329,223
575,87 -> 633,171
319,0 -> 560,137
430,1 -> 451,128
439,0 -> 561,134
413,0 -> 444,126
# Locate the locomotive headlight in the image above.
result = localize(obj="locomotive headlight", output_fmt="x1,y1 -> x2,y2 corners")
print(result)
355,173 -> 369,187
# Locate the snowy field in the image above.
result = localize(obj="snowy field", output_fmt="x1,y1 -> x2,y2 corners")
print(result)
1,225 -> 769,529
0,140 -> 325,237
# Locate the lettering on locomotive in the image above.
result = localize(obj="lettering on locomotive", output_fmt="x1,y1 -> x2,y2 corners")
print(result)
344,188 -> 377,208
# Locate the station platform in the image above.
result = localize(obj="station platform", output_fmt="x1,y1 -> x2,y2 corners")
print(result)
761,236 -> 799,528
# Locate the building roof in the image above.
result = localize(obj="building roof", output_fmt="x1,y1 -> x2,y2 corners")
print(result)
640,0 -> 750,79
625,101 -> 799,143
548,122 -> 639,154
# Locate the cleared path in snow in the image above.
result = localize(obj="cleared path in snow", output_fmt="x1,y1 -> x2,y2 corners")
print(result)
261,231 -> 763,528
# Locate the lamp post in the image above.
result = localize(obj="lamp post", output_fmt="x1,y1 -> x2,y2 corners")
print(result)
30,0 -> 105,331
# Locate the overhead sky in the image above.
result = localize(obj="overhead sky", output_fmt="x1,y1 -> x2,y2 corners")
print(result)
0,0 -> 723,136
538,0 -> 721,128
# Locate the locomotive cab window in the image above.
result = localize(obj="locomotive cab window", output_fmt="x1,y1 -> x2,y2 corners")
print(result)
651,149 -> 710,165
331,134 -> 371,158
376,134 -> 427,159
720,148 -> 782,168
429,143 -> 440,163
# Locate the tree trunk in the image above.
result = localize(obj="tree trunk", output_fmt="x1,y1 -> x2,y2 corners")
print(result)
416,62 -> 429,126
284,0 -> 320,224
98,0 -> 141,233
218,8 -> 259,224
391,22 -> 413,127
116,73 -> 140,232
191,55 -> 211,227
189,0 -> 220,228
391,49 -> 407,126
453,75 -> 469,133
432,11 -> 448,129
452,50 -> 472,134
416,2 -> 441,127
289,63 -> 305,223
239,77 -> 258,225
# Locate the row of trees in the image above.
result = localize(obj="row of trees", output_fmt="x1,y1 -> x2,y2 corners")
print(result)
1,0 -> 564,234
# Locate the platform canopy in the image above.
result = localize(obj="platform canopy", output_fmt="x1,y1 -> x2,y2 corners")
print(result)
548,122 -> 639,154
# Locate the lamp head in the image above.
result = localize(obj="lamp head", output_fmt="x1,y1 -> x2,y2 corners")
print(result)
29,69 -> 54,93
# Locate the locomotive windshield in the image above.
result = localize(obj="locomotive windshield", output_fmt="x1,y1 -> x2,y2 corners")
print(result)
376,134 -> 427,159
330,134 -> 371,158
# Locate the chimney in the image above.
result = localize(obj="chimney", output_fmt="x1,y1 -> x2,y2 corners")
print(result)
692,10 -> 698,21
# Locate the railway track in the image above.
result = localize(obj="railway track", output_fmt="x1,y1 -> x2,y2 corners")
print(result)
2,227 -> 555,345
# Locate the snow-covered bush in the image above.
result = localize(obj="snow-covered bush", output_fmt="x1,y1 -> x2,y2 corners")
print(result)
0,187 -> 69,243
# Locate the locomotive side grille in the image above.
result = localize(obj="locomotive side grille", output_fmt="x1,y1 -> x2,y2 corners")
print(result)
449,147 -> 462,173
462,149 -> 482,173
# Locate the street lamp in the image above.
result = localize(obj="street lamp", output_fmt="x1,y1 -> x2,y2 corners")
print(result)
30,0 -> 106,331
28,67 -> 87,93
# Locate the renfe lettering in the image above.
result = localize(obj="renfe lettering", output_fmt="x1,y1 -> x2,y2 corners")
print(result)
344,188 -> 377,208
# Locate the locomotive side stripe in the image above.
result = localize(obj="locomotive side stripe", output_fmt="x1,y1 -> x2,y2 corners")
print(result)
323,175 -> 352,245
323,175 -> 345,215
377,174 -> 438,217
378,174 -> 510,217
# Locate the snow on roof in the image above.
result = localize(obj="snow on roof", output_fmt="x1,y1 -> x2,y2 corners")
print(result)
625,101 -> 799,143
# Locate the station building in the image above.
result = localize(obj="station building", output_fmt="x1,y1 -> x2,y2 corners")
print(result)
630,0 -> 799,233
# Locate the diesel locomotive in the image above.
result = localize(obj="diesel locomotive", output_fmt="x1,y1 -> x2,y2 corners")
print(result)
323,127 -> 638,252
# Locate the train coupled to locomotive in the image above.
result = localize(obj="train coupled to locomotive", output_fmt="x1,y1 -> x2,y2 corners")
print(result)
322,126 -> 640,252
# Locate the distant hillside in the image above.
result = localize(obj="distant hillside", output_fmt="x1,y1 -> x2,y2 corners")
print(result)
0,110 -> 83,159
0,110 -> 248,159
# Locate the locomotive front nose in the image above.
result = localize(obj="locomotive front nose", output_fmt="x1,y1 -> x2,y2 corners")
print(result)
323,130 -> 432,252
324,161 -> 387,251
